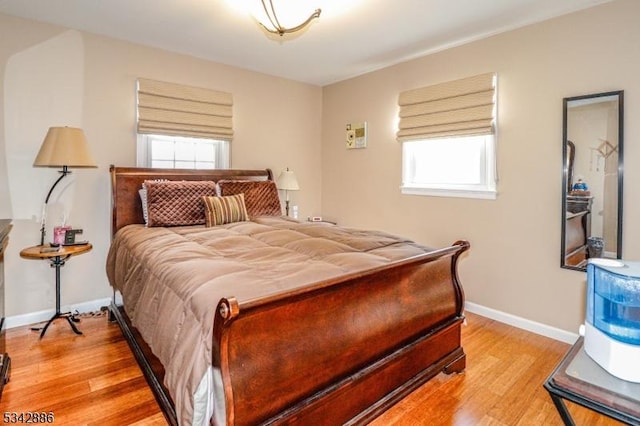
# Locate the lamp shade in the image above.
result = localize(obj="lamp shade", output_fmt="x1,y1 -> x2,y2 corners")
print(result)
276,168 -> 299,191
34,127 -> 97,168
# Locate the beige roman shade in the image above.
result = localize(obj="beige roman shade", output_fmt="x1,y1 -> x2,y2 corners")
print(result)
137,78 -> 233,140
397,72 -> 496,141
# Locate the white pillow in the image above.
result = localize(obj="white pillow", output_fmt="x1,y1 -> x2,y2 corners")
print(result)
139,187 -> 149,225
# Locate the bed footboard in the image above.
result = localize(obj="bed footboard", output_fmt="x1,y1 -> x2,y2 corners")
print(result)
213,240 -> 469,425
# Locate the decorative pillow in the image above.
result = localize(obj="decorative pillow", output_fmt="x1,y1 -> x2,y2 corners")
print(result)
203,194 -> 249,227
144,180 -> 217,227
139,179 -> 169,226
218,180 -> 281,217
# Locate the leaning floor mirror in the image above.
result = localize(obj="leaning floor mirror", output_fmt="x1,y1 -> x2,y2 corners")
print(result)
561,90 -> 624,271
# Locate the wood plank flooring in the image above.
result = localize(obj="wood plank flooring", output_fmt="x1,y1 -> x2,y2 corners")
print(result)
1,311 -> 624,425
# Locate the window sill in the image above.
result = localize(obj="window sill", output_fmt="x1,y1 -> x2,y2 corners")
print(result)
400,186 -> 497,200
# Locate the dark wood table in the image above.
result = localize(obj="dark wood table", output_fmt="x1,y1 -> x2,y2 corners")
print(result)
544,336 -> 640,425
0,219 -> 11,399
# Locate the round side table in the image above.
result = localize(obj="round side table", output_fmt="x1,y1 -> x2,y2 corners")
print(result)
20,243 -> 92,338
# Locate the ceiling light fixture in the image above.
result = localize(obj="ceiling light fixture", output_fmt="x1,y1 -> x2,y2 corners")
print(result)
258,0 -> 321,37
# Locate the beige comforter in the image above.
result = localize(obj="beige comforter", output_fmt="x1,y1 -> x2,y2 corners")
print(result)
106,216 -> 433,425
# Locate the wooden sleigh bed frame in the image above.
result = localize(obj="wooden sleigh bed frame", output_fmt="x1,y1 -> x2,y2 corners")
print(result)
108,165 -> 470,425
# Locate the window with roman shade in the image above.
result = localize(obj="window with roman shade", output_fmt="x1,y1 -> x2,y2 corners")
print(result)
397,72 -> 495,141
137,78 -> 233,140
136,78 -> 232,169
398,73 -> 497,199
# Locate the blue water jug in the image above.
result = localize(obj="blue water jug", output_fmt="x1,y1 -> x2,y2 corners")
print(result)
586,260 -> 640,345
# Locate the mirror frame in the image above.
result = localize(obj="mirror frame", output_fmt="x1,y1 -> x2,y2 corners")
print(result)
561,90 -> 624,271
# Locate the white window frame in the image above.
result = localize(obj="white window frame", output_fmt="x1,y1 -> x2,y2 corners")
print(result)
401,134 -> 497,200
137,134 -> 230,169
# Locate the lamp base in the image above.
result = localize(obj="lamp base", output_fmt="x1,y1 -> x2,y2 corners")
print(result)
584,322 -> 640,382
40,167 -> 71,246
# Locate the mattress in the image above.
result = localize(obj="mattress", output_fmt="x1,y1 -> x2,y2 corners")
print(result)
106,216 -> 434,425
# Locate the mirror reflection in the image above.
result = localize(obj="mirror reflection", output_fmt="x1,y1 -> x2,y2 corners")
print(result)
562,90 -> 623,271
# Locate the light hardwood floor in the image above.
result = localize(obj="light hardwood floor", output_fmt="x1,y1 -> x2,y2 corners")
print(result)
1,311 -> 623,425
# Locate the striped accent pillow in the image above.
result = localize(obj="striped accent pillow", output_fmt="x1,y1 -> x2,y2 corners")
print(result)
203,194 -> 249,227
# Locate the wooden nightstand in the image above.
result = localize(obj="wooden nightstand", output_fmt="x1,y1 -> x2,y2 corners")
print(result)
20,243 -> 92,338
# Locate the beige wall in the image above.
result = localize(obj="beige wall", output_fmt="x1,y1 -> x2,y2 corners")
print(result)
0,14 -> 322,317
321,0 -> 640,333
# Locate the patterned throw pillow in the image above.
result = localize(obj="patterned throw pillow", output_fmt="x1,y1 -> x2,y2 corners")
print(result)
203,194 -> 249,227
139,179 -> 169,226
145,180 -> 217,227
217,180 -> 282,217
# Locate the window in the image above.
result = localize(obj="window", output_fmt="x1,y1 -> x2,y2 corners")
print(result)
137,134 -> 229,169
401,135 -> 496,199
136,78 -> 233,169
397,73 -> 497,199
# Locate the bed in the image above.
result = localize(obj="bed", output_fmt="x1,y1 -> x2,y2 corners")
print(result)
106,165 -> 470,426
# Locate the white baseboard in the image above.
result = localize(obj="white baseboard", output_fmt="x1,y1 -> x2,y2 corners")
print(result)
5,297 -> 112,330
7,297 -> 578,345
465,301 -> 579,345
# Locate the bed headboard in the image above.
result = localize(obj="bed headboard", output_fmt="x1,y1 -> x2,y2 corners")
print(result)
109,165 -> 274,235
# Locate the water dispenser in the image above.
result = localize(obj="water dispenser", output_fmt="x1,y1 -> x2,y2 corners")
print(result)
584,258 -> 640,382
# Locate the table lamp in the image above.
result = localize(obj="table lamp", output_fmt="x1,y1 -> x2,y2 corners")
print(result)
33,127 -> 97,245
276,167 -> 299,216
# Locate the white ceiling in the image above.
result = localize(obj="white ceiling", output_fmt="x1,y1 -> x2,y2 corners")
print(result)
0,0 -> 612,86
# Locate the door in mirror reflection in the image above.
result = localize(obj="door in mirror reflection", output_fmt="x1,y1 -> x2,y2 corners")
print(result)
562,91 -> 623,271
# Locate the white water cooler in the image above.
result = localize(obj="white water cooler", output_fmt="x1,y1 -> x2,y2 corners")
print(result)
583,258 -> 640,383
